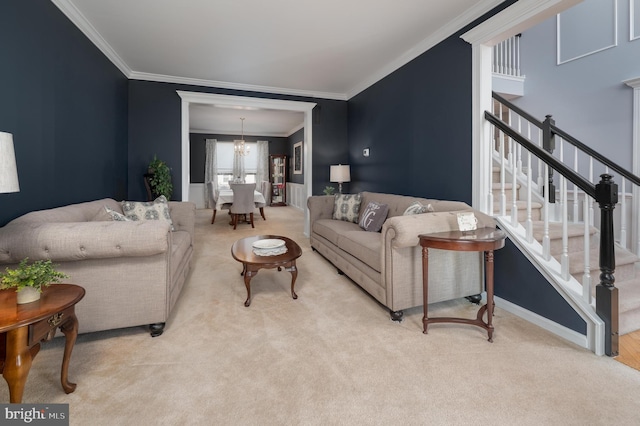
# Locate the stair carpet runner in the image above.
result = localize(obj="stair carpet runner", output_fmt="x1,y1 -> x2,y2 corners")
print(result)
492,166 -> 640,335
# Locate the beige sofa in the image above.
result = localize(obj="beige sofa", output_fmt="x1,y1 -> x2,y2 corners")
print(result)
0,198 -> 195,336
307,192 -> 495,320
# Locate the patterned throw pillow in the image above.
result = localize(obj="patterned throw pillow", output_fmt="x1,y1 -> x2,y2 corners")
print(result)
359,201 -> 389,232
403,201 -> 433,216
332,193 -> 362,223
121,195 -> 174,230
105,206 -> 131,222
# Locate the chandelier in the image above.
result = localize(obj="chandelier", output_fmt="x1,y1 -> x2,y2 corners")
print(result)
234,117 -> 250,156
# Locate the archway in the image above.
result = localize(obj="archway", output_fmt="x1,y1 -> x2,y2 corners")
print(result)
177,91 -> 317,236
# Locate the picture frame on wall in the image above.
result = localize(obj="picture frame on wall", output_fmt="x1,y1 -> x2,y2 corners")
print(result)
293,141 -> 303,174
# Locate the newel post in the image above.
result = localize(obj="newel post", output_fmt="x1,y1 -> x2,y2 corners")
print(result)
542,115 -> 556,202
595,173 -> 618,356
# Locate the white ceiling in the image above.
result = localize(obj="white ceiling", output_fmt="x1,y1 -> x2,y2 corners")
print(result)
53,0 -> 503,135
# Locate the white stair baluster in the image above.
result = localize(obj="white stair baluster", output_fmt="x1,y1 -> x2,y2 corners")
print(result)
582,196 -> 591,303
620,178 -> 627,249
573,148 -> 579,223
543,163 -> 551,261
561,174 -> 570,281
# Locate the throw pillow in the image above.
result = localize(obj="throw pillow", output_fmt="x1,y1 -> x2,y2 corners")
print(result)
403,201 -> 433,216
332,193 -> 362,223
104,206 -> 131,222
91,206 -> 114,221
359,201 -> 389,232
121,195 -> 174,230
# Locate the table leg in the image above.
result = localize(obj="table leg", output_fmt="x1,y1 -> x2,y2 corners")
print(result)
285,262 -> 299,300
259,207 -> 266,220
485,250 -> 495,342
422,247 -> 429,334
243,267 -> 257,307
59,313 -> 79,394
3,327 -> 32,403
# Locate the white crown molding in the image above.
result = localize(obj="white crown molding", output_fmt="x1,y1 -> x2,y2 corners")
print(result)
556,0 -> 618,65
624,76 -> 640,88
286,123 -> 305,137
346,0 -> 504,99
190,129 -> 292,138
51,0 -> 131,77
462,0 -> 583,45
130,71 -> 346,101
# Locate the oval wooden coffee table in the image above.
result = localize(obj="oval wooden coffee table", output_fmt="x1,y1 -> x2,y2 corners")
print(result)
231,235 -> 302,307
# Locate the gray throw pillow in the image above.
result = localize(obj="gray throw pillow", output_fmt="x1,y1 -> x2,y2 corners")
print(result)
332,193 -> 362,223
359,201 -> 389,232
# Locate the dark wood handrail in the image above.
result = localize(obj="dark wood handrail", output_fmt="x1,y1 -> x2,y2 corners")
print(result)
492,91 -> 544,128
549,123 -> 640,187
485,111 -> 596,198
493,91 -> 640,187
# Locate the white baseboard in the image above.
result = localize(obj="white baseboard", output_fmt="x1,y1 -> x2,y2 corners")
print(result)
495,296 -> 589,350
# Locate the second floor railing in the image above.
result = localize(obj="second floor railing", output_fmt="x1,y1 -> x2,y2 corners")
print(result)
493,34 -> 522,77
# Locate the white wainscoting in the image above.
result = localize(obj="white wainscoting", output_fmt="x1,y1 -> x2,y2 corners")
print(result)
189,183 -> 206,209
286,183 -> 305,211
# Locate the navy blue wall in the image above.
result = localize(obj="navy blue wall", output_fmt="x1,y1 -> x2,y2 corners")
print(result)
346,0 -> 584,333
128,81 -> 347,201
0,0 -> 128,226
349,36 -> 473,201
189,133 -> 289,183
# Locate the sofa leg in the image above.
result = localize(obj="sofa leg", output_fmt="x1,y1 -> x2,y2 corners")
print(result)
390,310 -> 404,322
465,294 -> 482,305
149,323 -> 165,337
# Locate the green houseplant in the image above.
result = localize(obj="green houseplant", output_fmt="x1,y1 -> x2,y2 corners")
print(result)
323,186 -> 336,195
146,155 -> 173,200
0,258 -> 68,304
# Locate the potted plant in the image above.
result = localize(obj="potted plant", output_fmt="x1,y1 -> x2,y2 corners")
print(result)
0,258 -> 68,304
323,186 -> 335,195
146,155 -> 173,200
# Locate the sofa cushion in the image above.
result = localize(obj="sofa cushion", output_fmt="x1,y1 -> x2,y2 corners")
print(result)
313,219 -> 361,246
332,193 -> 362,223
122,196 -> 174,230
337,231 -> 382,272
403,201 -> 433,215
359,201 -> 389,232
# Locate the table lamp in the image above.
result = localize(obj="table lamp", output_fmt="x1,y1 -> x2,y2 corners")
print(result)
330,164 -> 350,194
0,131 -> 20,193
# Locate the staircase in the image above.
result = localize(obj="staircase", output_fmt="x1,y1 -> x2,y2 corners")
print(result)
492,166 -> 640,335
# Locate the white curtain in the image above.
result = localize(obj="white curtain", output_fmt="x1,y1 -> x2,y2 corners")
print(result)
204,139 -> 217,208
256,140 -> 269,186
232,143 -> 246,183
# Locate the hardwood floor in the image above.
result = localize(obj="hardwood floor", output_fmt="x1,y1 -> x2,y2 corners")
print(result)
616,330 -> 640,370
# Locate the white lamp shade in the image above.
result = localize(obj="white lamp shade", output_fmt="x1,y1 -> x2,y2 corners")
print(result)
0,132 -> 20,193
330,164 -> 350,183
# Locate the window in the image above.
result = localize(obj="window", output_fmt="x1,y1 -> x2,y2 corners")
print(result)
216,141 -> 257,189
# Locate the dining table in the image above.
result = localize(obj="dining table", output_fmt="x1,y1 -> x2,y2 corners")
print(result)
215,189 -> 267,220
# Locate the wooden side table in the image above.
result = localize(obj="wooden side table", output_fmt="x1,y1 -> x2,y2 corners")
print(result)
0,284 -> 85,403
419,228 -> 506,342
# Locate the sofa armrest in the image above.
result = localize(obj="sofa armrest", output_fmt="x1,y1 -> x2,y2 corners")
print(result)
307,195 -> 335,226
0,221 -> 171,264
382,210 -> 495,249
169,201 -> 196,237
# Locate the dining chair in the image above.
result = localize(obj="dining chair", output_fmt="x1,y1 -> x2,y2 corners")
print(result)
229,183 -> 257,229
206,181 -> 230,224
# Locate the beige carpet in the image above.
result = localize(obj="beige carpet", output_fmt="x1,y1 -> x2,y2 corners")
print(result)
4,206 -> 640,425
